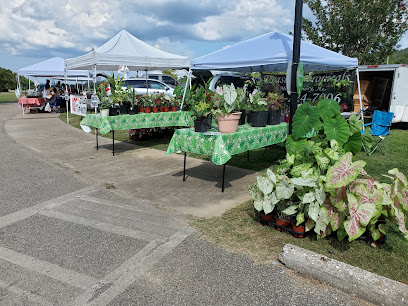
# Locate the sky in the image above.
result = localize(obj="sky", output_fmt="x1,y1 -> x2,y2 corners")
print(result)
1,0 -> 408,73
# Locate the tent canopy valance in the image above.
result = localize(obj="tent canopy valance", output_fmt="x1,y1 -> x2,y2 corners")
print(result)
191,32 -> 358,73
17,57 -> 89,77
65,30 -> 190,71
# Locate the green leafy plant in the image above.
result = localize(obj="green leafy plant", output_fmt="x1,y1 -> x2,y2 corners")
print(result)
96,83 -> 112,110
212,84 -> 241,116
248,92 -> 267,111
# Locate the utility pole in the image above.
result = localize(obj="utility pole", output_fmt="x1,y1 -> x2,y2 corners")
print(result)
289,0 -> 304,134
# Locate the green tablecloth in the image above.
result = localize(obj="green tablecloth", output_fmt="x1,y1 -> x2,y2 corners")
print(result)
80,112 -> 194,134
166,123 -> 288,165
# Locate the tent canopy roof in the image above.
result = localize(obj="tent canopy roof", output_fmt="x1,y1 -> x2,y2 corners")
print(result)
17,57 -> 89,77
65,30 -> 190,71
192,32 -> 358,73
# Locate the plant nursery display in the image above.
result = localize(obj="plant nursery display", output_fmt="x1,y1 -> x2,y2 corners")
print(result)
249,98 -> 408,243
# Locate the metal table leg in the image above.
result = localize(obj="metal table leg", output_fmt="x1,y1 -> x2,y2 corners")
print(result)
222,164 -> 226,192
112,130 -> 115,156
96,128 -> 98,150
183,152 -> 187,181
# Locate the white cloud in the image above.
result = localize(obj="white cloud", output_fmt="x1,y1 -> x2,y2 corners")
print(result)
194,0 -> 291,41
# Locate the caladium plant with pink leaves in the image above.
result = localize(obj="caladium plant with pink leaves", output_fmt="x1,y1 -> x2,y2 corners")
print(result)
324,153 -> 408,241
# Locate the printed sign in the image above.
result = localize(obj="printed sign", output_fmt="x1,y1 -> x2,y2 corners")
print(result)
90,95 -> 100,108
296,62 -> 304,96
70,95 -> 87,116
271,70 -> 355,112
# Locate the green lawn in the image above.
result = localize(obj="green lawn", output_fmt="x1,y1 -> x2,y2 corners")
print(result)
61,112 -> 408,284
0,91 -> 17,103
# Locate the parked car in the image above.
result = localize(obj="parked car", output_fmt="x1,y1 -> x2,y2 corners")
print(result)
123,78 -> 175,96
139,74 -> 178,87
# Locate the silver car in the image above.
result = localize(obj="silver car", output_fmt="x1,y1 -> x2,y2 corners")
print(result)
123,78 -> 174,96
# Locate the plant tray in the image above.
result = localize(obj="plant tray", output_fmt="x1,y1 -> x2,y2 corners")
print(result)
260,219 -> 306,238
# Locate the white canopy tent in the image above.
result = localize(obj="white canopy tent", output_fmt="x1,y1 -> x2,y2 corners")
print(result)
16,57 -> 89,115
65,29 -> 190,71
191,32 -> 363,120
65,29 -> 191,121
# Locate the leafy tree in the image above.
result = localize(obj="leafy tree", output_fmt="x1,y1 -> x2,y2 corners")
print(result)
0,67 -> 17,92
388,47 -> 408,64
303,0 -> 408,64
163,69 -> 178,80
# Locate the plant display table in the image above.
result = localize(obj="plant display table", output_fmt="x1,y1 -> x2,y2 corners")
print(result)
80,112 -> 194,155
18,97 -> 46,109
166,123 -> 288,191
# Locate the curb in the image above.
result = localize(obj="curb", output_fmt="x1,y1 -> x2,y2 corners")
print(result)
279,244 -> 408,306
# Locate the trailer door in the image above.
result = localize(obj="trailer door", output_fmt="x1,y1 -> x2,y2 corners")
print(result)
390,67 -> 408,123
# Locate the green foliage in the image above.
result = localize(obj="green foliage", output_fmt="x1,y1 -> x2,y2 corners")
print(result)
248,91 -> 267,111
303,0 -> 408,64
0,67 -> 17,92
388,47 -> 408,64
212,83 -> 246,116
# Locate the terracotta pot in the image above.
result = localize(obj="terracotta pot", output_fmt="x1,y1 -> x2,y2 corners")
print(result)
275,218 -> 291,232
171,106 -> 178,112
217,112 -> 242,133
284,115 -> 289,123
260,211 -> 274,225
152,106 -> 159,113
164,106 -> 170,112
139,107 -> 145,113
144,107 -> 152,113
160,106 -> 165,112
292,223 -> 305,238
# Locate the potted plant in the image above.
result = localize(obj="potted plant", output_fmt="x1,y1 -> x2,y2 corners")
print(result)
235,87 -> 248,125
212,84 -> 242,133
248,92 -> 268,127
128,88 -> 138,115
152,93 -> 160,113
162,94 -> 171,112
107,73 -> 129,115
143,94 -> 152,113
266,92 -> 284,125
97,83 -> 111,117
261,75 -> 275,92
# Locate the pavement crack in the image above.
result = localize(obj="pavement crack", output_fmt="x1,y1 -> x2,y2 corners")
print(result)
87,282 -> 113,303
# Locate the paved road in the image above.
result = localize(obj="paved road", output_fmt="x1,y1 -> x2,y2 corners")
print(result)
0,103 -> 370,305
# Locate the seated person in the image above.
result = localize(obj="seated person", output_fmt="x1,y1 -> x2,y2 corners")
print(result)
46,88 -> 62,111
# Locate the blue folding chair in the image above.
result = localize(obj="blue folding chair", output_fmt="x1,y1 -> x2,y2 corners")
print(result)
363,110 -> 394,156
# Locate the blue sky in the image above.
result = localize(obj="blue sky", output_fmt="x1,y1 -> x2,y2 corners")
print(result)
1,0 -> 408,72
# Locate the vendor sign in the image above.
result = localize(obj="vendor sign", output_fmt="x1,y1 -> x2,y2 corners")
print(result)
272,70 -> 355,112
70,95 -> 87,116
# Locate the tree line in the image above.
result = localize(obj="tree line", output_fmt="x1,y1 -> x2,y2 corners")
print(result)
0,67 -> 33,92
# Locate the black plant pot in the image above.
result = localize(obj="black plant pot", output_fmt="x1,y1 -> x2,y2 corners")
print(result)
206,115 -> 212,129
267,109 -> 281,125
119,103 -> 130,115
109,107 -> 119,116
246,111 -> 251,124
239,110 -> 246,125
250,111 -> 268,127
194,120 -> 209,132
128,108 -> 137,115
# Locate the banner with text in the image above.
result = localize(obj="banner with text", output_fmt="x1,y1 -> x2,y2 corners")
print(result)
70,95 -> 87,116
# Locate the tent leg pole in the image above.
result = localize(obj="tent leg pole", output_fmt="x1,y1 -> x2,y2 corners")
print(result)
96,128 -> 98,150
112,130 -> 115,156
183,152 -> 187,181
222,164 -> 226,193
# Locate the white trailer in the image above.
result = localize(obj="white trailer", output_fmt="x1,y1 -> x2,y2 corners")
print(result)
356,64 -> 408,123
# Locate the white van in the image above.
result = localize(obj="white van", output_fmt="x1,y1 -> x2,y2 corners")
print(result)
356,65 -> 408,123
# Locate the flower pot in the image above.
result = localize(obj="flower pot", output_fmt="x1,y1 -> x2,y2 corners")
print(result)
164,107 -> 170,112
217,112 -> 242,133
292,223 -> 305,238
239,110 -> 246,125
194,120 -> 209,133
250,111 -> 268,127
100,109 -> 109,118
109,107 -> 119,116
267,109 -> 281,125
128,108 -> 137,115
119,104 -> 129,115
275,218 -> 291,232
139,107 -> 145,113
152,106 -> 159,113
159,106 -> 165,112
144,107 -> 152,113
171,106 -> 178,112
259,211 -> 274,226
284,115 -> 290,123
